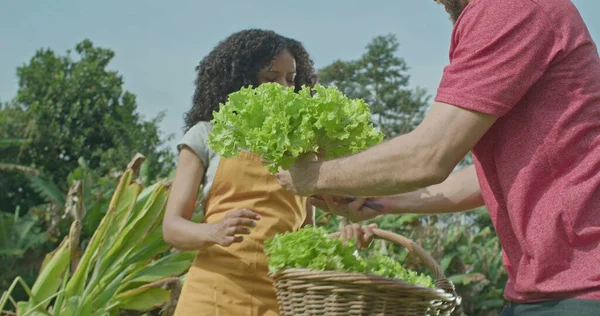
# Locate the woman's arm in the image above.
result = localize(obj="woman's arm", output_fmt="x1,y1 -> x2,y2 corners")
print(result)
163,146 -> 214,250
163,146 -> 260,250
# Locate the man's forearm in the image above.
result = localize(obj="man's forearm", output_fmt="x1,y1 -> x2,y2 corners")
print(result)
377,165 -> 484,215
315,132 -> 448,197
283,102 -> 496,197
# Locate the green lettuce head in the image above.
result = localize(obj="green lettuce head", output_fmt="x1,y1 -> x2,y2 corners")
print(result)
208,83 -> 383,173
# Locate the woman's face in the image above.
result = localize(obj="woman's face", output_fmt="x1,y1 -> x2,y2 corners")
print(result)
257,49 -> 297,88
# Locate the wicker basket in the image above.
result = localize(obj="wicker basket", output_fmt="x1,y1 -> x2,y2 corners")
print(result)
270,228 -> 461,316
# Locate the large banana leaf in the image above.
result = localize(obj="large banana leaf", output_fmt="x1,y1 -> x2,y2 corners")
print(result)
27,173 -> 66,207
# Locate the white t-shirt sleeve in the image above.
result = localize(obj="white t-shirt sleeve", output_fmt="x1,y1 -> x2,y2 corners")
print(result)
177,122 -> 213,167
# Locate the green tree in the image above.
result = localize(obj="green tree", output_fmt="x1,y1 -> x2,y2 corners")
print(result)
318,34 -> 429,138
318,34 -> 474,166
0,105 -> 45,212
0,39 -> 174,212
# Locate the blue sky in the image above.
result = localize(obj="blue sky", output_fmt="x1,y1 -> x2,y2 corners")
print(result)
1,0 -> 598,149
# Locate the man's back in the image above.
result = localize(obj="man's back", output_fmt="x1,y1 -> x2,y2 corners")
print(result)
435,0 -> 600,302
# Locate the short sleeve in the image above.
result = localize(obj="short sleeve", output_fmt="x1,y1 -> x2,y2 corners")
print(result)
177,122 -> 214,167
435,0 -> 563,117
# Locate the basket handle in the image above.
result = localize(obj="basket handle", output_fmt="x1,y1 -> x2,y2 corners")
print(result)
329,228 -> 456,295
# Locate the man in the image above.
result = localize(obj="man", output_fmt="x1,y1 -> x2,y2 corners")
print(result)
276,0 -> 600,314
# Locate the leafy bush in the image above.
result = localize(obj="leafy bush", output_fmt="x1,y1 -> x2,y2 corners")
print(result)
1,155 -> 193,316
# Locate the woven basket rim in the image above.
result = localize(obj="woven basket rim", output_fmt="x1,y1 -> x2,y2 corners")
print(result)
270,267 -> 458,302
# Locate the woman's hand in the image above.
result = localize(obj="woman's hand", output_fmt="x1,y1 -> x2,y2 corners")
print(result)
339,223 -> 377,250
206,208 -> 262,247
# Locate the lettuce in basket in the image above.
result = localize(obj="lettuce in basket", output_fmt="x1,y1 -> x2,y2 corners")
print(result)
207,83 -> 384,173
264,226 -> 434,288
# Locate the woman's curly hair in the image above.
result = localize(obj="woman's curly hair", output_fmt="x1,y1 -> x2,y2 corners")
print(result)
184,29 -> 317,131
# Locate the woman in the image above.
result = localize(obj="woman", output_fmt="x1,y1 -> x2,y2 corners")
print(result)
164,29 -> 372,316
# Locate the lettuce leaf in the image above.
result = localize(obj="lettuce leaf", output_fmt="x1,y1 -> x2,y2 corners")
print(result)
264,226 -> 434,288
208,83 -> 384,173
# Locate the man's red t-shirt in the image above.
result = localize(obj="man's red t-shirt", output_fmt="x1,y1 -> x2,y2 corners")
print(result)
435,0 -> 600,303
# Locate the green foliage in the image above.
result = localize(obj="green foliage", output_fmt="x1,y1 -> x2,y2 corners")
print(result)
1,155 -> 193,315
0,150 -> 160,309
28,158 -> 119,248
0,209 -> 47,257
0,138 -> 29,149
265,226 -> 433,288
318,34 -> 430,138
351,211 -> 506,316
458,151 -> 474,168
0,39 -> 174,213
208,83 -> 383,173
0,208 -> 52,304
0,132 -> 47,214
0,140 -> 50,303
315,204 -> 506,315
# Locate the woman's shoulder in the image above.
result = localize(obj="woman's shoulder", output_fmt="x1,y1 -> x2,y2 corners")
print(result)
186,121 -> 214,136
178,121 -> 217,165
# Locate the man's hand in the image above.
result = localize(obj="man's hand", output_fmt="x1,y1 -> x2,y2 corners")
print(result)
278,102 -> 497,197
309,195 -> 384,222
275,153 -> 321,196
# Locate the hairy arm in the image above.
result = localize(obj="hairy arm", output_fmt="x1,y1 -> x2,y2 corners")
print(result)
308,102 -> 497,196
374,164 -> 485,215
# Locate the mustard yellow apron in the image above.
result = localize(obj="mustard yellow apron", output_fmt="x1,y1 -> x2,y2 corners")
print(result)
174,152 -> 307,316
